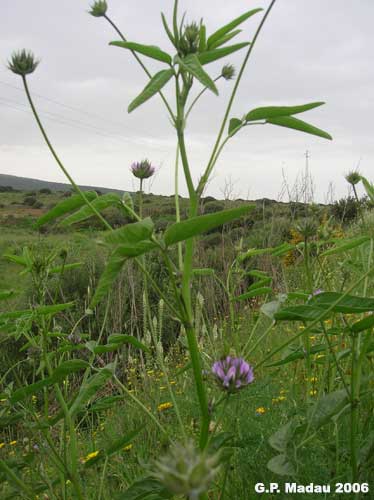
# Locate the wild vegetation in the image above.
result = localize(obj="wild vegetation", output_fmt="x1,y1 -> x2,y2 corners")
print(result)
1,1 -> 373,499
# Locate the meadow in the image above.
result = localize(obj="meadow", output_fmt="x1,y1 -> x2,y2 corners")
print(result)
1,1 -> 374,499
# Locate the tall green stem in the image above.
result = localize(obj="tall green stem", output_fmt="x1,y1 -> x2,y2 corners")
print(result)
22,76 -> 112,232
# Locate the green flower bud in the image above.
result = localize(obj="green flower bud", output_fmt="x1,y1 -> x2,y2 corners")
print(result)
221,64 -> 235,81
179,22 -> 200,56
345,171 -> 361,186
152,441 -> 221,499
89,0 -> 108,17
296,218 -> 318,239
8,50 -> 39,76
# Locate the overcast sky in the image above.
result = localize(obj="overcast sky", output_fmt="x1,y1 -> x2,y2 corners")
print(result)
1,0 -> 373,201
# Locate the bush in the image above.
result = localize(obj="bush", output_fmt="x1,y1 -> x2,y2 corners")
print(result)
204,201 -> 225,214
33,201 -> 44,209
39,188 -> 52,194
23,196 -> 37,207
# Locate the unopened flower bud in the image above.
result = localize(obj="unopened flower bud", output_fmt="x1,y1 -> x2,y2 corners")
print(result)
221,64 -> 235,81
8,50 -> 39,76
152,441 -> 221,499
89,0 -> 108,17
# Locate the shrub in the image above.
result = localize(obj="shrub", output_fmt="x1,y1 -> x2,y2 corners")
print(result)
23,196 -> 37,206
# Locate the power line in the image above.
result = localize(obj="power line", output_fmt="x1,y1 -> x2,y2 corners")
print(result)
0,79 -> 130,131
0,96 -> 169,151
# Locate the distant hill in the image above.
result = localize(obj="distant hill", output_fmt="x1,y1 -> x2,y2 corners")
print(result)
0,174 -> 127,194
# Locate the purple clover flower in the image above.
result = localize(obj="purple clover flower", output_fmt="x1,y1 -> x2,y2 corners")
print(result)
130,159 -> 156,180
212,356 -> 254,392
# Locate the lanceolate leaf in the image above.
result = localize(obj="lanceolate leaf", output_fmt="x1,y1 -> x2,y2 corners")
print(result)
361,176 -> 374,202
176,54 -> 218,95
105,218 -> 154,245
309,292 -> 374,314
128,69 -> 174,113
161,13 -> 176,46
0,302 -> 74,321
351,314 -> 374,333
199,24 -> 207,52
198,42 -> 250,65
274,305 -> 330,322
34,191 -> 98,227
60,194 -> 121,226
267,116 -> 332,140
246,102 -> 325,122
228,118 -> 242,137
109,41 -> 172,64
209,29 -> 242,49
233,287 -> 271,301
207,8 -> 263,48
321,236 -> 370,256
108,334 -> 149,351
114,241 -> 157,258
90,254 -> 126,308
69,368 -> 113,417
11,360 -> 89,403
164,205 -> 255,246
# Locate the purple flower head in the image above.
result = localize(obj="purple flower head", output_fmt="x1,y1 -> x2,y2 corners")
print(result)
130,159 -> 156,180
212,356 -> 254,393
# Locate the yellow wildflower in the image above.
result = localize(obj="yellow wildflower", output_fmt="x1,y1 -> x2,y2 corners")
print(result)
10,440 -> 17,446
0,443 -> 5,449
256,407 -> 266,415
310,376 -> 318,383
84,450 -> 100,462
278,396 -> 286,402
157,402 -> 173,412
160,386 -> 167,391
123,444 -> 133,452
310,390 -> 317,397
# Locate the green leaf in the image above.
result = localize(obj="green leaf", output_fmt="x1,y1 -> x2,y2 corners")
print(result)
360,176 -> 374,202
207,8 -> 262,48
267,115 -> 332,140
267,454 -> 296,476
176,54 -> 218,95
321,236 -> 370,256
233,287 -> 271,301
161,13 -> 175,46
199,24 -> 207,52
274,305 -> 329,322
88,396 -> 123,413
269,420 -> 297,452
49,262 -> 83,274
11,360 -> 88,403
307,389 -> 349,429
60,194 -> 121,226
198,43 -> 250,65
228,118 -> 242,137
128,69 -> 174,113
114,241 -> 157,258
109,41 -> 172,65
0,290 -> 15,301
34,191 -> 98,227
309,292 -> 374,314
351,314 -> 374,333
107,334 -> 149,351
90,254 -> 126,308
69,368 -> 113,417
105,218 -> 154,245
266,343 -> 330,367
164,205 -> 255,246
116,477 -> 172,500
0,302 -> 74,321
209,29 -> 242,49
246,102 -> 325,122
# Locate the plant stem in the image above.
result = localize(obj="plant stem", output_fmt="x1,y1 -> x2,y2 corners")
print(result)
197,0 -> 278,195
22,76 -> 112,232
